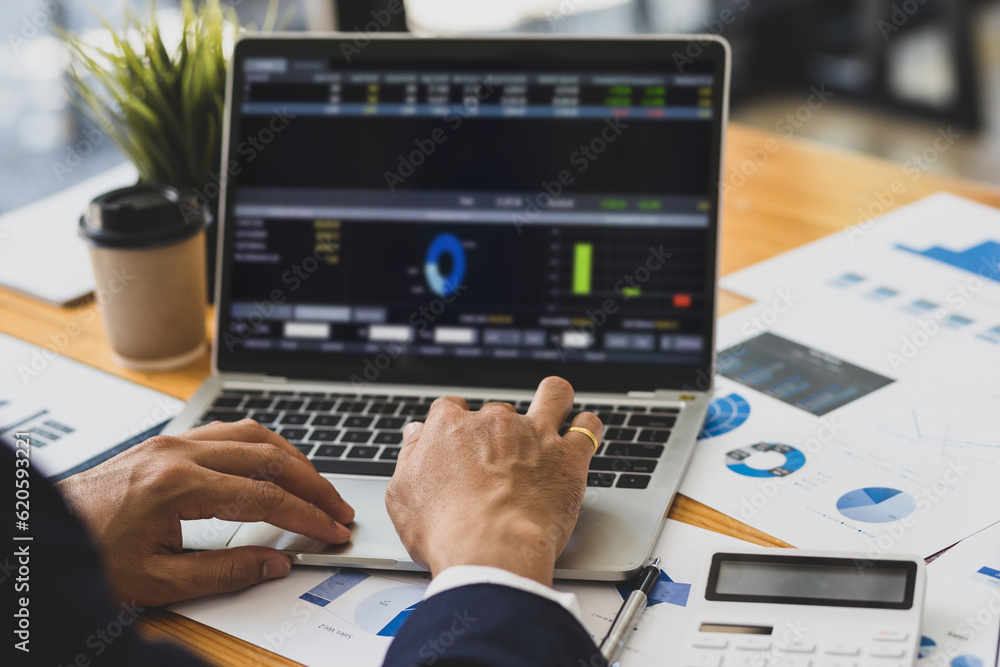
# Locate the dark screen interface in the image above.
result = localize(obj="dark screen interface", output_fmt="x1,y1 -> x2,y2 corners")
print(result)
223,57 -> 717,366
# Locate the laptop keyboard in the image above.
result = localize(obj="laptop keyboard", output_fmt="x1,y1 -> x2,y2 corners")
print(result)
196,390 -> 681,490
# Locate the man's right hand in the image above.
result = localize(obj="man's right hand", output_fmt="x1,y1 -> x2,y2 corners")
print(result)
385,376 -> 602,586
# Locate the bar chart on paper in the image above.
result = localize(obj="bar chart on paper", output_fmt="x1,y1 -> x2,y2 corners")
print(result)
718,333 -> 894,416
895,240 -> 1000,283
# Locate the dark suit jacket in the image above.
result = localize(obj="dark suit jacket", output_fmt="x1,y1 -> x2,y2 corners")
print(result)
384,583 -> 607,666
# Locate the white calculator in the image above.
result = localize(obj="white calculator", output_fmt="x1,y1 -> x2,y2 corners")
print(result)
683,548 -> 926,667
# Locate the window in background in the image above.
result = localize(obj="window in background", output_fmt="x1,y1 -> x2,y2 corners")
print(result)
404,0 -> 710,35
0,0 -> 307,214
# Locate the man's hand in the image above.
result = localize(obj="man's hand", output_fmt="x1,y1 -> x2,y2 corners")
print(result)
385,376 -> 602,587
55,420 -> 355,606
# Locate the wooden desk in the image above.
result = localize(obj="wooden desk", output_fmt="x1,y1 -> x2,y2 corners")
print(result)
3,124 -> 999,664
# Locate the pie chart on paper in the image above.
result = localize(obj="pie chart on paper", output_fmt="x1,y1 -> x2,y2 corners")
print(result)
836,487 -> 916,524
951,657 -> 985,667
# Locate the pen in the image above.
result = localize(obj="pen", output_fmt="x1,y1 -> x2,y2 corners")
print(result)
599,557 -> 661,666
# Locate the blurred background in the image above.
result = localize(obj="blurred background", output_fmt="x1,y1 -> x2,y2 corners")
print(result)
2,0 -> 998,213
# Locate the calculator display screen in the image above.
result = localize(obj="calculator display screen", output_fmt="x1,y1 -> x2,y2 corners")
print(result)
707,554 -> 917,609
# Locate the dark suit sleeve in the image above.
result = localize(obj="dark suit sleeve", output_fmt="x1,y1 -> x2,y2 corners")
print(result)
2,440 -> 205,667
383,583 -> 608,667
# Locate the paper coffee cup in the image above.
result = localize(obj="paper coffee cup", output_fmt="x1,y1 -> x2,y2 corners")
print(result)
80,184 -> 209,371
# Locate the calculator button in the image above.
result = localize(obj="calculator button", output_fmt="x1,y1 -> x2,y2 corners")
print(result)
822,661 -> 859,667
784,643 -> 817,654
867,646 -> 905,658
683,653 -> 724,667
735,638 -> 772,651
692,636 -> 729,649
824,644 -> 860,656
773,658 -> 813,667
735,655 -> 770,667
872,631 -> 908,642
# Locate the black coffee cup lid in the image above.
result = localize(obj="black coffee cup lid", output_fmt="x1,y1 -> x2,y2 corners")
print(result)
79,184 -> 209,249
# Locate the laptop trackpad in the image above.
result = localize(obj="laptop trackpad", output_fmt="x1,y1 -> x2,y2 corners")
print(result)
227,522 -> 327,551
226,477 -> 413,568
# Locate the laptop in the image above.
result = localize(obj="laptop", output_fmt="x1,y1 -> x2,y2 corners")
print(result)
167,33 -> 730,582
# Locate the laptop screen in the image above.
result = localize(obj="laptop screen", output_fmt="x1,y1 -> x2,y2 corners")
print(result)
216,37 -> 727,393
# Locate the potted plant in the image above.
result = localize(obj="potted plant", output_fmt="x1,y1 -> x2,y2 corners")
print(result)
60,0 -> 289,302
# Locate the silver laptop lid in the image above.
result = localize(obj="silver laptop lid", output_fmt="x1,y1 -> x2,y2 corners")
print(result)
212,35 -> 729,394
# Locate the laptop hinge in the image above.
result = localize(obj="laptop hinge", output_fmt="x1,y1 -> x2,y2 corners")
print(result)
219,372 -> 290,384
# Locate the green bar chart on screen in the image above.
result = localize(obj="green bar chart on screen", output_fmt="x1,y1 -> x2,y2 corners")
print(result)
573,243 -> 593,295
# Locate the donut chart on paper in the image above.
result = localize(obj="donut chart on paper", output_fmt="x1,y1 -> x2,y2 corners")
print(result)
725,442 -> 805,478
700,392 -> 751,438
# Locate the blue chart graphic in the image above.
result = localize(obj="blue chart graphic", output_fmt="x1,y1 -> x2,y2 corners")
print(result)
354,585 -> 425,637
700,393 -> 751,438
424,233 -> 466,297
901,299 -> 938,316
972,566 -> 1000,587
951,656 -> 985,667
944,314 -> 975,329
976,326 -> 1000,345
836,487 -> 916,523
896,240 -> 1000,284
919,636 -> 937,659
829,272 -> 866,288
300,570 -> 369,608
300,572 -> 425,638
866,286 -> 900,302
726,443 -> 805,478
616,570 -> 691,607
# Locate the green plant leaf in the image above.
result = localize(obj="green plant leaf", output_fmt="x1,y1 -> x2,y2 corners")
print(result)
61,0 -> 283,201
